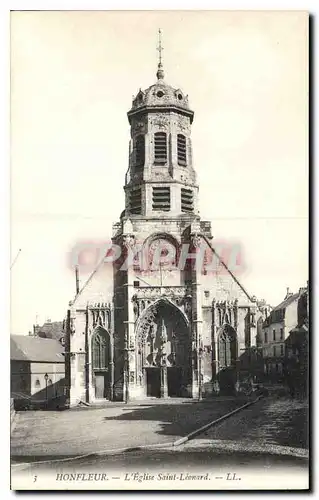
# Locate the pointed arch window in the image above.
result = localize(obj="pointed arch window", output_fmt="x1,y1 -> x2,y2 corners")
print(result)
135,135 -> 145,169
92,330 -> 108,370
154,132 -> 167,164
218,327 -> 237,369
177,134 -> 187,166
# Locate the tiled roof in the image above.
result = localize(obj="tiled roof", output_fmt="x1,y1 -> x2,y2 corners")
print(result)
34,321 -> 64,341
11,335 -> 65,363
272,293 -> 299,312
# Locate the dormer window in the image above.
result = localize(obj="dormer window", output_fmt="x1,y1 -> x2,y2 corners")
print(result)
135,135 -> 145,169
154,132 -> 167,164
136,90 -> 144,103
177,134 -> 187,166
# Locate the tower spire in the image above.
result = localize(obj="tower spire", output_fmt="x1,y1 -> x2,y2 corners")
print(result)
156,28 -> 164,80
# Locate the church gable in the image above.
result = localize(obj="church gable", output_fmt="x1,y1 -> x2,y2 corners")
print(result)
201,252 -> 252,305
72,261 -> 114,309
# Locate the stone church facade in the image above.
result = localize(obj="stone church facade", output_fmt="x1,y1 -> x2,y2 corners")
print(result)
65,54 -> 265,406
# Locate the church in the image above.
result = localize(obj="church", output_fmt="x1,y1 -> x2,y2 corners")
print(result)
65,34 -> 265,406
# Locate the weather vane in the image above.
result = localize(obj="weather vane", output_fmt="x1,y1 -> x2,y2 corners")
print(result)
157,28 -> 164,66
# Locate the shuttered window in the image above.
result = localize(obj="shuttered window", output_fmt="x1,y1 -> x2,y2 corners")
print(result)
154,132 -> 167,164
129,188 -> 142,214
181,188 -> 194,213
177,134 -> 187,166
135,135 -> 145,169
152,186 -> 170,211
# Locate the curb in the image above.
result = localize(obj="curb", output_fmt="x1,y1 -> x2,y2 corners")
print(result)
173,395 -> 263,446
11,396 -> 263,468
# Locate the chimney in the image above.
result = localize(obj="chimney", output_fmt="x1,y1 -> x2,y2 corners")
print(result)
75,265 -> 80,295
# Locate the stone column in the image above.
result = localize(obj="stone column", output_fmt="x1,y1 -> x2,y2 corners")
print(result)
159,318 -> 168,398
122,233 -> 139,400
109,301 -> 115,401
190,229 -> 204,399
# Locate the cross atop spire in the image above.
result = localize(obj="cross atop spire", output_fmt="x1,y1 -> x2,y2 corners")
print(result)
156,28 -> 165,80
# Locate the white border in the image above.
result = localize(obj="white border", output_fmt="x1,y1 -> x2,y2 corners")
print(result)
1,2 -> 315,499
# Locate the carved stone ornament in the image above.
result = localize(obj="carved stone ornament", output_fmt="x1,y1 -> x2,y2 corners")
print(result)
191,233 -> 202,249
91,306 -> 111,331
123,234 -> 135,250
152,115 -> 170,130
176,114 -> 190,133
133,121 -> 146,135
70,318 -> 76,335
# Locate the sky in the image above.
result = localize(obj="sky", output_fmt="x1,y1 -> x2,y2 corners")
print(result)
10,10 -> 308,334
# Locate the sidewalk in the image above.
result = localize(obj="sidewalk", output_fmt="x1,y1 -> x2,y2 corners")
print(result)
11,397 -> 249,462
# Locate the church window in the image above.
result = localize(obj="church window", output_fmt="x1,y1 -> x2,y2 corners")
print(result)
135,135 -> 145,169
152,186 -> 171,211
181,188 -> 194,213
177,134 -> 187,166
177,93 -> 183,100
157,90 -> 164,98
218,327 -> 236,369
129,188 -> 142,215
154,132 -> 167,164
92,331 -> 108,370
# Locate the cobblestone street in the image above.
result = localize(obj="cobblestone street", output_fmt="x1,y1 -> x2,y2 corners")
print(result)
11,398 -> 247,462
177,396 -> 308,456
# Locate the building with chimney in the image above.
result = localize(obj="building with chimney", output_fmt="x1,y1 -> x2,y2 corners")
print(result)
65,34 -> 264,406
261,287 -> 306,380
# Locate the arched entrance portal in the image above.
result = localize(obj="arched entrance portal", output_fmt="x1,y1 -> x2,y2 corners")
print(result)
136,300 -> 191,398
217,324 -> 238,395
92,326 -> 111,400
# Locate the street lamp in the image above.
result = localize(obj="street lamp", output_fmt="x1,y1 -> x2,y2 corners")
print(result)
44,372 -> 49,407
198,346 -> 203,401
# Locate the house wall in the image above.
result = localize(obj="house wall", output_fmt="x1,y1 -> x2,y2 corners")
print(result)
30,362 -> 65,399
11,360 -> 31,396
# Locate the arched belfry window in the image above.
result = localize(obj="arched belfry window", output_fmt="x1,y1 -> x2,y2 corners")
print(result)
135,135 -> 145,169
154,132 -> 167,164
92,329 -> 108,370
218,326 -> 237,369
177,134 -> 187,166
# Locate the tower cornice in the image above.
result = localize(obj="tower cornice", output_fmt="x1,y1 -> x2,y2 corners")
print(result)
127,105 -> 194,125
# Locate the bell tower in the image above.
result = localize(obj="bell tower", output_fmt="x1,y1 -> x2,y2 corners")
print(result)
110,30 -> 214,402
124,29 -> 199,219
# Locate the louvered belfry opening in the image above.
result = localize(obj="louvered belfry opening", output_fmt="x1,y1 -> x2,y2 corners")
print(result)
181,188 -> 194,213
129,188 -> 142,214
177,134 -> 187,166
152,186 -> 171,211
135,135 -> 145,170
154,132 -> 167,164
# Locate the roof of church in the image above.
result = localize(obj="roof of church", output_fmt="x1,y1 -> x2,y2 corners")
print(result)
130,78 -> 192,114
129,30 -> 192,117
11,335 -> 65,363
